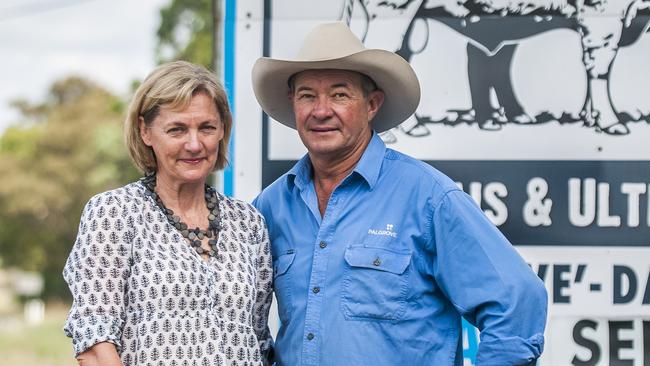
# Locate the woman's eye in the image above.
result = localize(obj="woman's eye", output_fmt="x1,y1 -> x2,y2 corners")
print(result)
167,127 -> 184,134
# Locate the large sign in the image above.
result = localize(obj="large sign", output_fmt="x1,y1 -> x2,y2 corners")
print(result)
225,1 -> 650,364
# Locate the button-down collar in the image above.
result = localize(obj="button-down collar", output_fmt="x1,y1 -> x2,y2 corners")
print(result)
287,132 -> 386,192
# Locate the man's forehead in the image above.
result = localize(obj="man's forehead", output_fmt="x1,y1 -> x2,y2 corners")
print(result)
292,69 -> 363,87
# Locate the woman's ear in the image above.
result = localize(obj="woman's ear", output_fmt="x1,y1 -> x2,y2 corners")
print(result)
139,117 -> 152,147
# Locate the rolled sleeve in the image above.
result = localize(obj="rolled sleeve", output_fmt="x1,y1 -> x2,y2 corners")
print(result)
62,193 -> 132,356
63,313 -> 125,356
476,333 -> 544,365
432,190 -> 548,365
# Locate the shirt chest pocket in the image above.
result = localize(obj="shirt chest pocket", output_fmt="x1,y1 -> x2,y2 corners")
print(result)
341,246 -> 412,321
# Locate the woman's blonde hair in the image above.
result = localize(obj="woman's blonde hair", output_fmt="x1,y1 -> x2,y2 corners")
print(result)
125,61 -> 232,174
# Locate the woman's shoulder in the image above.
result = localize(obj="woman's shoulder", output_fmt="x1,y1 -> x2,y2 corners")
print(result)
218,193 -> 268,242
218,193 -> 265,221
84,181 -> 147,212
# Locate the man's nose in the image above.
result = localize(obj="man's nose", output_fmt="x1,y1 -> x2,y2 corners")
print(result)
312,96 -> 334,119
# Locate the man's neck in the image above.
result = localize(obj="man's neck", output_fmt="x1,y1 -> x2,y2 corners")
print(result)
310,136 -> 371,216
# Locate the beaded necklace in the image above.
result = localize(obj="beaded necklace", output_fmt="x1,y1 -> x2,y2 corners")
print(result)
141,174 -> 221,258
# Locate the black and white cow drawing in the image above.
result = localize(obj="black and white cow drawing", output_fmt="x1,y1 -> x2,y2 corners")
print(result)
342,0 -> 650,138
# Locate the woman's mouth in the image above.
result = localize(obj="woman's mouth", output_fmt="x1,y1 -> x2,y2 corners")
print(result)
179,158 -> 204,164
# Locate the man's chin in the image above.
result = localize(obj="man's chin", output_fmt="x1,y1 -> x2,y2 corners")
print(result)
307,146 -> 353,162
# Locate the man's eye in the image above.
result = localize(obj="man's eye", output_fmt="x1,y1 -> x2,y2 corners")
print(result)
297,94 -> 314,100
333,93 -> 348,98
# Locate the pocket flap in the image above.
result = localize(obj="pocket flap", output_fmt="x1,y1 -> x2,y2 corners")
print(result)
273,250 -> 296,277
344,246 -> 411,274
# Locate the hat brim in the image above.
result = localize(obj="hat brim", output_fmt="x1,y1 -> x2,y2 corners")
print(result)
252,49 -> 420,133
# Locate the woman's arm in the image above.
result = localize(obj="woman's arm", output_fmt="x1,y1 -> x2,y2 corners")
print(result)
76,342 -> 122,366
63,192 -> 132,360
251,214 -> 275,365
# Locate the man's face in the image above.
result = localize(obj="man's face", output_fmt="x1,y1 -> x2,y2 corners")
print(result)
291,70 -> 384,162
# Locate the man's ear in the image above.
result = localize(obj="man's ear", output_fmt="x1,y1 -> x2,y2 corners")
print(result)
367,90 -> 385,121
139,117 -> 152,146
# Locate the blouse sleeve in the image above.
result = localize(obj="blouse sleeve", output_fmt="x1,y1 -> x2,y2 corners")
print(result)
62,192 -> 133,357
252,214 -> 274,364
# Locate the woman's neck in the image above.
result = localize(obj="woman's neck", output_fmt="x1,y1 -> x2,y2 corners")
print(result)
153,173 -> 207,220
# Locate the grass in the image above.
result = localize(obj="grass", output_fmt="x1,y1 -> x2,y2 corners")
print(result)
0,303 -> 76,366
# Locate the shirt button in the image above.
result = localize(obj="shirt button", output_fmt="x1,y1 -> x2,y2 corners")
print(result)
306,333 -> 315,340
373,258 -> 381,266
319,241 -> 327,249
312,286 -> 320,294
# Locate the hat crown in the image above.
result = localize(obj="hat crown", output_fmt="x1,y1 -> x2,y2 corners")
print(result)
296,22 -> 366,61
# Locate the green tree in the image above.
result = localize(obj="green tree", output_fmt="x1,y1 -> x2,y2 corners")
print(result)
156,0 -> 214,69
0,77 -> 140,299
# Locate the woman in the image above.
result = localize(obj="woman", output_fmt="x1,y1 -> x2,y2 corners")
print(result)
63,61 -> 273,365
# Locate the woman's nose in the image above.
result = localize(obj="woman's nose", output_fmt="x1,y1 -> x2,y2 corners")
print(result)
185,131 -> 202,152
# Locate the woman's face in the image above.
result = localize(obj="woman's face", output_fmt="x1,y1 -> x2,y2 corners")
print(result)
140,92 -> 223,186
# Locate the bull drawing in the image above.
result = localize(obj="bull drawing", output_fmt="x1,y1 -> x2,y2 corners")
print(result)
342,0 -> 650,138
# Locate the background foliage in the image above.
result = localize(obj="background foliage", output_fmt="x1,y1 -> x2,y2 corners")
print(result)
157,0 -> 213,68
0,0 -> 213,300
0,77 -> 140,299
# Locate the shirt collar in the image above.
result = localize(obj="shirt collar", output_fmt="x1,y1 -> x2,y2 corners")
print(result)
287,153 -> 312,191
351,132 -> 385,189
287,131 -> 386,190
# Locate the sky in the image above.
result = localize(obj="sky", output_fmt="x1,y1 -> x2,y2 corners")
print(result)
0,0 -> 169,133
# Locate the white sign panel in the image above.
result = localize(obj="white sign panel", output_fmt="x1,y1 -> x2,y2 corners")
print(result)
228,0 -> 650,364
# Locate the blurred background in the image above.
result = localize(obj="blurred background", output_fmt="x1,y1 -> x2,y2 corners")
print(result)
0,0 -> 217,364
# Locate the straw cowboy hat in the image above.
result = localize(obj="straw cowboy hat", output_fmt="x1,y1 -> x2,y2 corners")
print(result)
251,21 -> 420,133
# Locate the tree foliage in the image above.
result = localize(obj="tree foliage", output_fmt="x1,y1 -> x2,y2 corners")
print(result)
0,77 -> 140,299
156,0 -> 214,69
0,0 -> 218,300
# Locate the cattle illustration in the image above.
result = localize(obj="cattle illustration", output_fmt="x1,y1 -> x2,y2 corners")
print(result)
342,0 -> 650,139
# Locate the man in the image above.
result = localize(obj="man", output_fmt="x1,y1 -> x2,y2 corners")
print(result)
252,22 -> 547,365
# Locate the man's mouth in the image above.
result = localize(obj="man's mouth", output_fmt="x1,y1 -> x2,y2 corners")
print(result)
311,127 -> 337,133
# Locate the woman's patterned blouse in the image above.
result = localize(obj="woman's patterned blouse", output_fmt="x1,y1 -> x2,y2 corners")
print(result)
63,181 -> 273,365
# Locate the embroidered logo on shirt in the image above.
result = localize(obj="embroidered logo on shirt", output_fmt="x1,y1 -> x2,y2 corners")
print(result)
368,224 -> 397,238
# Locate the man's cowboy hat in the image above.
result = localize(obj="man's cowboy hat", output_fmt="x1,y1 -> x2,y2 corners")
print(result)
251,22 -> 420,133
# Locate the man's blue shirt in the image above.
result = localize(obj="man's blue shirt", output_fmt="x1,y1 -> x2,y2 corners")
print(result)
253,133 -> 547,366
